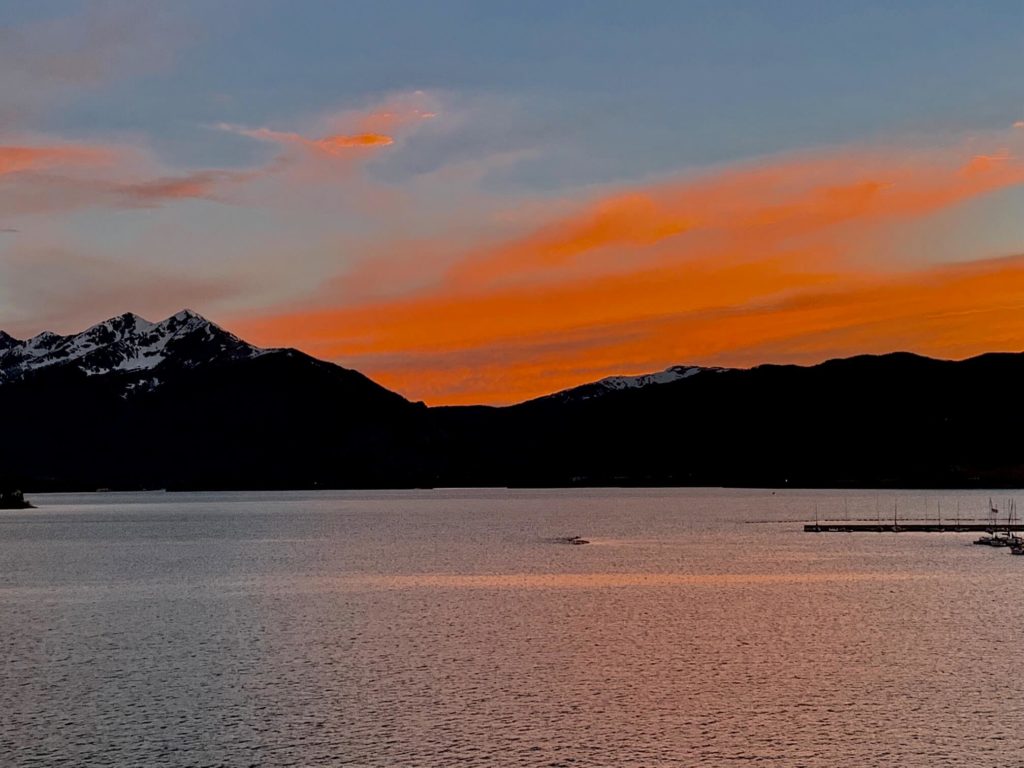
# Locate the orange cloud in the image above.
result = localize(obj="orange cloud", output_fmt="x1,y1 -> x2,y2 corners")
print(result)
0,143 -> 111,175
233,135 -> 1024,406
316,133 -> 394,151
217,123 -> 396,156
443,147 -> 1024,294
0,139 -> 256,216
447,193 -> 699,289
216,97 -> 436,166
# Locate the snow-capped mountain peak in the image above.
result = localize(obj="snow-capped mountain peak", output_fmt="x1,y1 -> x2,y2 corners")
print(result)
0,309 -> 268,386
537,364 -> 730,404
592,365 -> 705,391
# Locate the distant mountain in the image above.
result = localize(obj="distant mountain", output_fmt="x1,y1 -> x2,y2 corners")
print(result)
4,310 -> 1024,491
0,310 -> 428,491
425,351 -> 1024,490
534,365 -> 728,404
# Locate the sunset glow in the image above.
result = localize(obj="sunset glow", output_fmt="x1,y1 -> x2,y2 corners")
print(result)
236,140 -> 1024,404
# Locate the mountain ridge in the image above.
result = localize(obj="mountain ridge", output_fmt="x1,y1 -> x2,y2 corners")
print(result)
0,310 -> 736,402
3,310 -> 1024,491
0,309 -> 1000,404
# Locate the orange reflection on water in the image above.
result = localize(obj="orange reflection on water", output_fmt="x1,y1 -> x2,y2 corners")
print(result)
333,571 -> 928,591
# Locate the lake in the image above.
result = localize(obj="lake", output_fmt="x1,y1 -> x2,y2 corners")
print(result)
2,488 -> 1022,766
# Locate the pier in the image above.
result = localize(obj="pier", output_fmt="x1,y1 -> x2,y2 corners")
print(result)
804,522 -> 1024,533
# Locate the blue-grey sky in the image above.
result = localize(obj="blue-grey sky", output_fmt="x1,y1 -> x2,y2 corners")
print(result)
9,2 -> 1024,173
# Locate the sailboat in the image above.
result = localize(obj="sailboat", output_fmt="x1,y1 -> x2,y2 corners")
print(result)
975,499 -> 1002,545
995,499 -> 1020,548
1006,500 -> 1024,554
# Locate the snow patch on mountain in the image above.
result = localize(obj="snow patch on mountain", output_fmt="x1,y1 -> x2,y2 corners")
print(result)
592,365 -> 704,391
0,309 -> 269,387
538,364 -> 729,404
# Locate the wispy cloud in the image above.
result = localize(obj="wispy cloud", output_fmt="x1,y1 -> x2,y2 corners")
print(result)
0,140 -> 249,217
217,124 -> 395,155
214,95 -> 437,166
119,169 -> 255,206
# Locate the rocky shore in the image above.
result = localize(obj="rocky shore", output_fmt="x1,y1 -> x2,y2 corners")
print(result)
0,489 -> 33,509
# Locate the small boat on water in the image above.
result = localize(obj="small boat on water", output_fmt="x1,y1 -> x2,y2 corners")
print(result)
551,535 -> 590,545
974,499 -> 1024,551
975,499 -> 1010,545
1004,500 -> 1024,552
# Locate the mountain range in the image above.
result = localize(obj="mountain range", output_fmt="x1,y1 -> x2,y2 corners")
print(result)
2,310 -> 1023,491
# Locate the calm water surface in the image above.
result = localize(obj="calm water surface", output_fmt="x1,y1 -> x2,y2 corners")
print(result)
2,488 -> 1023,767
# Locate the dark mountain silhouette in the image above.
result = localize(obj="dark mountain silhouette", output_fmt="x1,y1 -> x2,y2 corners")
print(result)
2,311 -> 1023,491
0,311 -> 430,490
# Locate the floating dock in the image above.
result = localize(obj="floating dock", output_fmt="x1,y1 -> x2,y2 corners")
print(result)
805,522 -> 1024,533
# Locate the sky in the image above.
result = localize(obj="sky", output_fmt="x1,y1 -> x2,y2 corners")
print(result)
1,1 -> 1023,405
